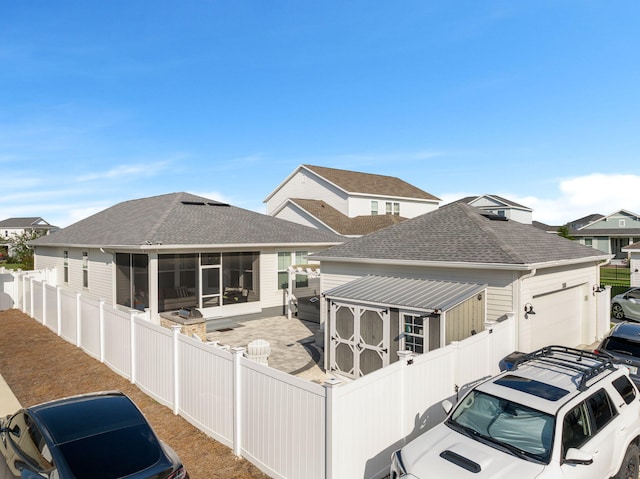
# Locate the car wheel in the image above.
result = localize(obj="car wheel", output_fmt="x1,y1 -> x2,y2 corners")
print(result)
612,303 -> 626,320
613,443 -> 639,479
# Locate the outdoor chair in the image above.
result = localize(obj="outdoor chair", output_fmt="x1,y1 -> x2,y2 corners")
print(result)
246,339 -> 270,366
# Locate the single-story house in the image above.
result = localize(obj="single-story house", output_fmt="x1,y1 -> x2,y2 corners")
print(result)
570,209 -> 640,259
622,242 -> 640,287
312,202 -> 612,378
31,192 -> 344,323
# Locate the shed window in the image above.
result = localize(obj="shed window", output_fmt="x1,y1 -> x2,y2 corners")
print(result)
402,313 -> 440,354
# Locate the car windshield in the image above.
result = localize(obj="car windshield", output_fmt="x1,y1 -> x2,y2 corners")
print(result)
447,390 -> 555,464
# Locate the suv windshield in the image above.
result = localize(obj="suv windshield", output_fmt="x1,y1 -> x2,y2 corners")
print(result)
447,390 -> 555,464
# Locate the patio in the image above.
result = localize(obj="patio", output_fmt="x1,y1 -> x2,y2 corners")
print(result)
205,315 -> 330,383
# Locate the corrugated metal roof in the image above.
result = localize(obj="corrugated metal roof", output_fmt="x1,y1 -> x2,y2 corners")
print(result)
324,275 -> 487,312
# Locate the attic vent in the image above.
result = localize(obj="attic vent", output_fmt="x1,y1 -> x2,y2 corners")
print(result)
480,212 -> 508,221
182,201 -> 206,206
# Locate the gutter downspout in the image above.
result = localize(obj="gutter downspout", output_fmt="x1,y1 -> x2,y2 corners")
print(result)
517,268 -> 537,351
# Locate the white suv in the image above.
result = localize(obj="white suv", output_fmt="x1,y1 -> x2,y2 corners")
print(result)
390,346 -> 640,478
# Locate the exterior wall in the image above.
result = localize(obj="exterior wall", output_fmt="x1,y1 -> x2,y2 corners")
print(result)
444,293 -> 486,343
35,246 -> 114,303
347,196 -> 438,219
319,261 -> 517,327
266,169 -> 348,216
272,205 -> 333,231
519,262 -> 600,349
582,211 -> 640,232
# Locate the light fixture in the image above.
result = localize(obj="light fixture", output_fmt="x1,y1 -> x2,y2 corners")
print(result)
524,303 -> 536,315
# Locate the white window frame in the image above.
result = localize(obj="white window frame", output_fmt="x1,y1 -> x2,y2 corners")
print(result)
82,251 -> 88,288
277,251 -> 309,289
371,201 -> 378,216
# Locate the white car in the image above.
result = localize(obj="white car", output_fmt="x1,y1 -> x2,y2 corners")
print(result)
611,287 -> 640,321
390,346 -> 640,479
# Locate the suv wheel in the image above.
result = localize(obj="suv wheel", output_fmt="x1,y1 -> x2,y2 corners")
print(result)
613,443 -> 639,479
612,303 -> 626,320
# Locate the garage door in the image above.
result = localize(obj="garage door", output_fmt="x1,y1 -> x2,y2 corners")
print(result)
530,285 -> 583,350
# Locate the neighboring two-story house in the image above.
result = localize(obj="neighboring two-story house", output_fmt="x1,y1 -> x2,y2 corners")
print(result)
0,217 -> 58,258
264,164 -> 441,237
571,209 -> 640,259
453,194 -> 533,224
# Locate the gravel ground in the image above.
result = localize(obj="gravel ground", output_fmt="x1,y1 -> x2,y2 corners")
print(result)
0,309 -> 270,479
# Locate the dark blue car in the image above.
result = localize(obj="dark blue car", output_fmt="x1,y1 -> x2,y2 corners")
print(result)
0,391 -> 188,479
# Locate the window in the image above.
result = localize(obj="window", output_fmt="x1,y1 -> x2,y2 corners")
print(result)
222,252 -> 259,305
585,238 -> 593,247
371,201 -> 378,216
394,202 -> 400,215
82,252 -> 88,288
116,253 -> 149,310
497,210 -> 506,217
402,313 -> 440,354
586,389 -> 615,430
562,403 -> 590,452
63,251 -> 69,283
385,202 -> 400,215
277,251 -> 309,289
620,219 -> 626,227
612,375 -> 636,405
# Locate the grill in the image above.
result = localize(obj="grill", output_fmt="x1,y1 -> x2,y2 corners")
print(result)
177,307 -> 203,319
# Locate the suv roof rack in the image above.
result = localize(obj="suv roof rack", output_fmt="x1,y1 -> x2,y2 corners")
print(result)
510,345 -> 616,391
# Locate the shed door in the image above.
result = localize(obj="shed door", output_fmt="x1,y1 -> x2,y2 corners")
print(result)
329,302 -> 389,378
530,286 -> 583,350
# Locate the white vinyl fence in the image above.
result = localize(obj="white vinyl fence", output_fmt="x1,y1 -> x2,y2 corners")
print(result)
0,268 -> 516,479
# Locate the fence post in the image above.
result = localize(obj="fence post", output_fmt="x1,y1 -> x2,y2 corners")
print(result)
42,279 -> 47,327
99,299 -> 106,363
171,325 -> 181,415
130,311 -> 137,384
56,286 -> 62,336
231,346 -> 246,457
29,277 -> 35,319
324,377 -> 342,479
75,292 -> 82,347
397,350 -> 414,444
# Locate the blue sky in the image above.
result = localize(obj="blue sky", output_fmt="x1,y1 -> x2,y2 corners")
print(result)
1,1 -> 639,228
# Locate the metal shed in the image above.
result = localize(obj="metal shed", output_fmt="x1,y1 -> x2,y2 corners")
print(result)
324,275 -> 487,378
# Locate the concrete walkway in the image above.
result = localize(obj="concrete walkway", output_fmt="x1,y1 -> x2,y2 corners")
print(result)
0,373 -> 20,416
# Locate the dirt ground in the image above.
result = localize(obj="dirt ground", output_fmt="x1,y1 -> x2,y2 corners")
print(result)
0,309 -> 270,479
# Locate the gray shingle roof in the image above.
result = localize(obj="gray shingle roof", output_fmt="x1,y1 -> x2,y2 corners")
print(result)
32,192 -> 345,248
0,217 -> 52,228
313,202 -> 609,266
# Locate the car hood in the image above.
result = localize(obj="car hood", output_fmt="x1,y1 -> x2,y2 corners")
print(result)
400,423 -> 546,478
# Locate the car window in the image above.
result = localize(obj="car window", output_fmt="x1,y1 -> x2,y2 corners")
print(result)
602,336 -> 640,358
562,403 -> 591,452
8,412 -> 54,472
628,290 -> 640,300
586,389 -> 615,431
612,375 -> 636,405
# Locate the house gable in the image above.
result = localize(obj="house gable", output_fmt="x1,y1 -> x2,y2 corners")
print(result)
264,164 -> 440,223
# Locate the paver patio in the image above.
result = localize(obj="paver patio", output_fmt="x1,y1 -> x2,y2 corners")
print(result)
206,315 -> 331,383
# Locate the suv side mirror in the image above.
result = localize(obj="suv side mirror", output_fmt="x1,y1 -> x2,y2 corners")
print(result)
564,448 -> 593,465
442,400 -> 453,414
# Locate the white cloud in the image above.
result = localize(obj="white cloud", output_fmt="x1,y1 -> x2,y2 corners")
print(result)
76,160 -> 172,182
497,174 -> 640,225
